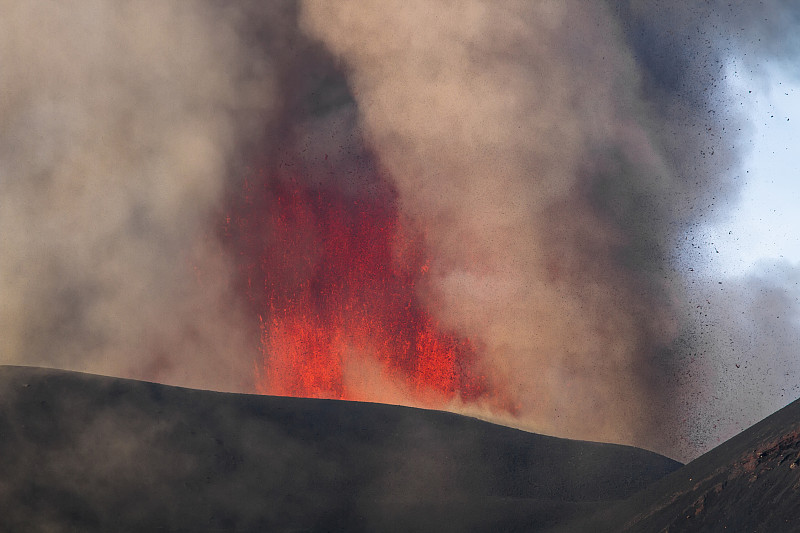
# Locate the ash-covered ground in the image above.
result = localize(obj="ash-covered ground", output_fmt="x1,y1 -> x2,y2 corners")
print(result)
4,365 -> 800,531
0,365 -> 679,532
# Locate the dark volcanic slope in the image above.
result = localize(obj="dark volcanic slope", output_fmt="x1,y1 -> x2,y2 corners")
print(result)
0,366 -> 680,532
562,397 -> 800,532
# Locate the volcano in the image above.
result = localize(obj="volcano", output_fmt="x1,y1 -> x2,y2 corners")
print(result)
5,365 -> 800,531
564,387 -> 800,532
9,364 -> 800,531
0,365 -> 679,532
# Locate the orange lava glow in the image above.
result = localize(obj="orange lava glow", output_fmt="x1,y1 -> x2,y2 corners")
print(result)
225,170 -> 513,411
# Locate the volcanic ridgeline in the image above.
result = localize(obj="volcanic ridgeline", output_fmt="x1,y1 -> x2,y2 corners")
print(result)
561,384 -> 800,532
0,365 -> 680,532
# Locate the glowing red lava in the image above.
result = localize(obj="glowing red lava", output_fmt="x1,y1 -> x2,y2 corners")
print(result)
224,170 -> 512,411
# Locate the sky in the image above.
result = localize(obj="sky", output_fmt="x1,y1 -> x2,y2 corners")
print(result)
709,62 -> 800,275
676,59 -> 800,455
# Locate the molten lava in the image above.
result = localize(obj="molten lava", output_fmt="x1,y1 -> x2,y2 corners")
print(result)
225,169 -> 512,410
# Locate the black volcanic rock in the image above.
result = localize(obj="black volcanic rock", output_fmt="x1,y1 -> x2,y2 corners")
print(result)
0,366 -> 680,532
563,397 -> 800,532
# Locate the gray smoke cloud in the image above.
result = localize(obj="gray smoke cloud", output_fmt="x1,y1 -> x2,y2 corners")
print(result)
298,1 -> 800,458
612,1 -> 800,459
1,0 -> 799,461
296,2 -> 677,456
0,0 -> 279,391
297,0 -> 680,452
675,261 -> 800,458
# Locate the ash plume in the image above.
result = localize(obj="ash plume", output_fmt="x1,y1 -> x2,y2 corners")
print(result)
2,0 -> 799,461
298,0 -> 800,457
0,1 -> 278,391
298,0 -> 680,453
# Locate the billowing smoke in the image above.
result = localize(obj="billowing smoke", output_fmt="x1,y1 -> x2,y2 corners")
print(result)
1,0 -> 799,461
298,1 -> 683,452
678,262 -> 800,456
0,1 -> 279,390
297,0 -> 800,457
610,1 -> 800,459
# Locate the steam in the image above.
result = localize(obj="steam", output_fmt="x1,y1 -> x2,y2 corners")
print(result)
0,1 -> 275,391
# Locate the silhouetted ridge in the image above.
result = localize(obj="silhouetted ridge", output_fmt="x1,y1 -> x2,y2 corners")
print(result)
0,365 -> 679,532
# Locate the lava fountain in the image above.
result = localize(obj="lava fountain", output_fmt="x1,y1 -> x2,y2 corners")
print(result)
223,168 -> 516,413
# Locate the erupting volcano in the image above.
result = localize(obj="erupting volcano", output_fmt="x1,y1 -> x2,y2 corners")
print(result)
223,168 -> 515,412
